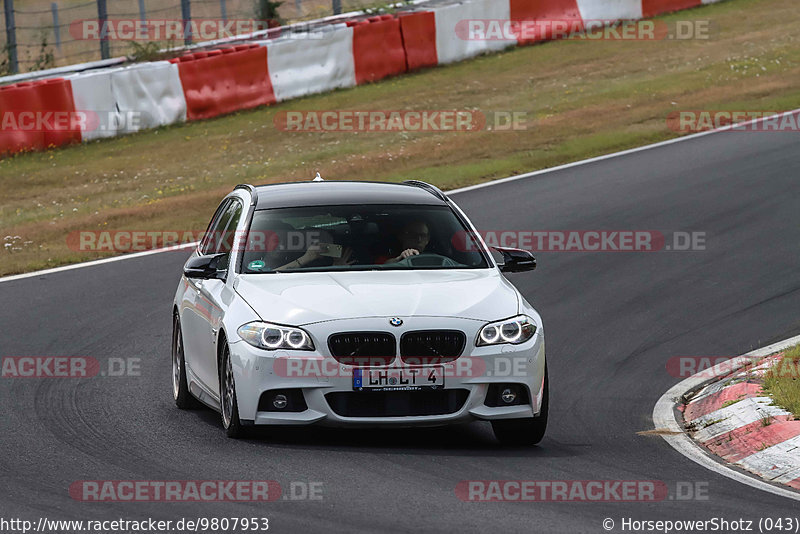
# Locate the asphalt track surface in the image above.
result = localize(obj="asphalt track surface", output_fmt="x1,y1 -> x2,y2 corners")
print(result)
1,129 -> 799,533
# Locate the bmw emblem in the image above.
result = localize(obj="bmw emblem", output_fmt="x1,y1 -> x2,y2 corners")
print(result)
389,317 -> 403,327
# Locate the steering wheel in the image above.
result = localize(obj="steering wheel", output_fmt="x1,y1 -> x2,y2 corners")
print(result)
394,253 -> 460,268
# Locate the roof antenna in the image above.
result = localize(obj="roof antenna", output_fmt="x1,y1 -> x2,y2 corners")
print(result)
313,172 -> 324,182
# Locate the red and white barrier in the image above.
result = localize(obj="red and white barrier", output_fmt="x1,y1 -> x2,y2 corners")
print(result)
642,0 -> 700,18
265,24 -> 356,102
173,44 -> 274,120
110,61 -> 187,131
0,78 -> 80,154
1,0 -> 725,156
576,0 -> 642,21
433,0 -> 516,65
351,16 -> 408,84
511,0 -> 584,44
67,68 -> 119,141
398,11 -> 438,70
35,78 -> 80,149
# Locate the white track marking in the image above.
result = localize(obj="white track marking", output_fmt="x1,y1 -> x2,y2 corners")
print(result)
0,242 -> 197,284
2,108 -> 800,284
653,334 -> 800,502
690,397 -> 789,442
736,436 -> 800,482
774,467 -> 800,486
689,355 -> 782,404
447,108 -> 800,196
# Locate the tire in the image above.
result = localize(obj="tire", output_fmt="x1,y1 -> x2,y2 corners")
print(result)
219,341 -> 246,438
491,365 -> 549,446
172,315 -> 199,409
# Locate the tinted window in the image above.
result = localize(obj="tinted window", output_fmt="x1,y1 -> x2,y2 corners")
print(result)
201,199 -> 243,273
240,204 -> 489,273
199,199 -> 232,255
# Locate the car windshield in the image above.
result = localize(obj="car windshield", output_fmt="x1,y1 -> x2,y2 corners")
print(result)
239,204 -> 489,273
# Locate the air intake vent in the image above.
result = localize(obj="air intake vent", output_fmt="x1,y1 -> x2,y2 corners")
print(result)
325,389 -> 469,417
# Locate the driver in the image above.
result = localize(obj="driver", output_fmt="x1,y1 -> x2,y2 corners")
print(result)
379,220 -> 430,264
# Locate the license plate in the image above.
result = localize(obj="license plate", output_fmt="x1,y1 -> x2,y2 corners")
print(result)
353,367 -> 444,391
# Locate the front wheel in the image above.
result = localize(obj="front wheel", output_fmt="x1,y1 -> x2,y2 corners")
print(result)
220,342 -> 246,438
172,315 -> 199,409
491,365 -> 549,446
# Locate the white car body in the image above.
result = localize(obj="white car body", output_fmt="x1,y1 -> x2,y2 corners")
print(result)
172,180 -> 547,443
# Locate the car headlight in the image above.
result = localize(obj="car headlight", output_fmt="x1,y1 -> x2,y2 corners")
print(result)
237,322 -> 315,351
476,315 -> 536,346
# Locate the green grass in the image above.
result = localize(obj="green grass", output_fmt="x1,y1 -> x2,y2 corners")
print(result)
721,397 -> 744,409
1,0 -> 800,275
763,344 -> 800,418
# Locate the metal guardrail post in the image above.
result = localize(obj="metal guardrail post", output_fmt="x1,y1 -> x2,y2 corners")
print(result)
181,0 -> 192,45
332,0 -> 341,15
220,0 -> 227,22
97,0 -> 109,59
137,0 -> 148,39
3,0 -> 18,73
51,3 -> 61,50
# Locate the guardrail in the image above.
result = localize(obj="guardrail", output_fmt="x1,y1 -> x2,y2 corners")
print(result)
0,0 -> 724,156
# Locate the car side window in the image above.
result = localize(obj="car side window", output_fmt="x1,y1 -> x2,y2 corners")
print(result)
205,199 -> 244,270
220,201 -> 244,254
199,199 -> 232,255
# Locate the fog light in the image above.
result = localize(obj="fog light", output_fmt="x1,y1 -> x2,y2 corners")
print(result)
501,388 -> 517,404
258,389 -> 308,412
272,394 -> 288,409
485,384 -> 529,407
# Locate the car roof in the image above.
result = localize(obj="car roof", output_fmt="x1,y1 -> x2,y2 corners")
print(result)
239,180 -> 449,210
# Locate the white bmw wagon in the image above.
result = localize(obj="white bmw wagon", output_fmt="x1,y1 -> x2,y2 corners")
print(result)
172,180 -> 547,445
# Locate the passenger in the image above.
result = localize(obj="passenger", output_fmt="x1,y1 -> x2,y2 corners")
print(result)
276,230 -> 354,271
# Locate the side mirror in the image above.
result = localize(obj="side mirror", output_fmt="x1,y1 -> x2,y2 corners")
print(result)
184,253 -> 228,280
494,247 -> 537,273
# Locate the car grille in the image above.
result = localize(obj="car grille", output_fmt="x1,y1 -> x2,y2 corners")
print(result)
400,330 -> 466,364
325,389 -> 470,417
328,332 -> 396,366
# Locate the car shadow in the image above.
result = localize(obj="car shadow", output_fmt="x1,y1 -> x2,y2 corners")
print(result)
187,404 -> 579,459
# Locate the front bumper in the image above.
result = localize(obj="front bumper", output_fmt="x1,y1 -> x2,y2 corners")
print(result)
228,316 -> 545,427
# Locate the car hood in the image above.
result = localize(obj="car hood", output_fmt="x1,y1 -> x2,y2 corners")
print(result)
235,269 -> 519,325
